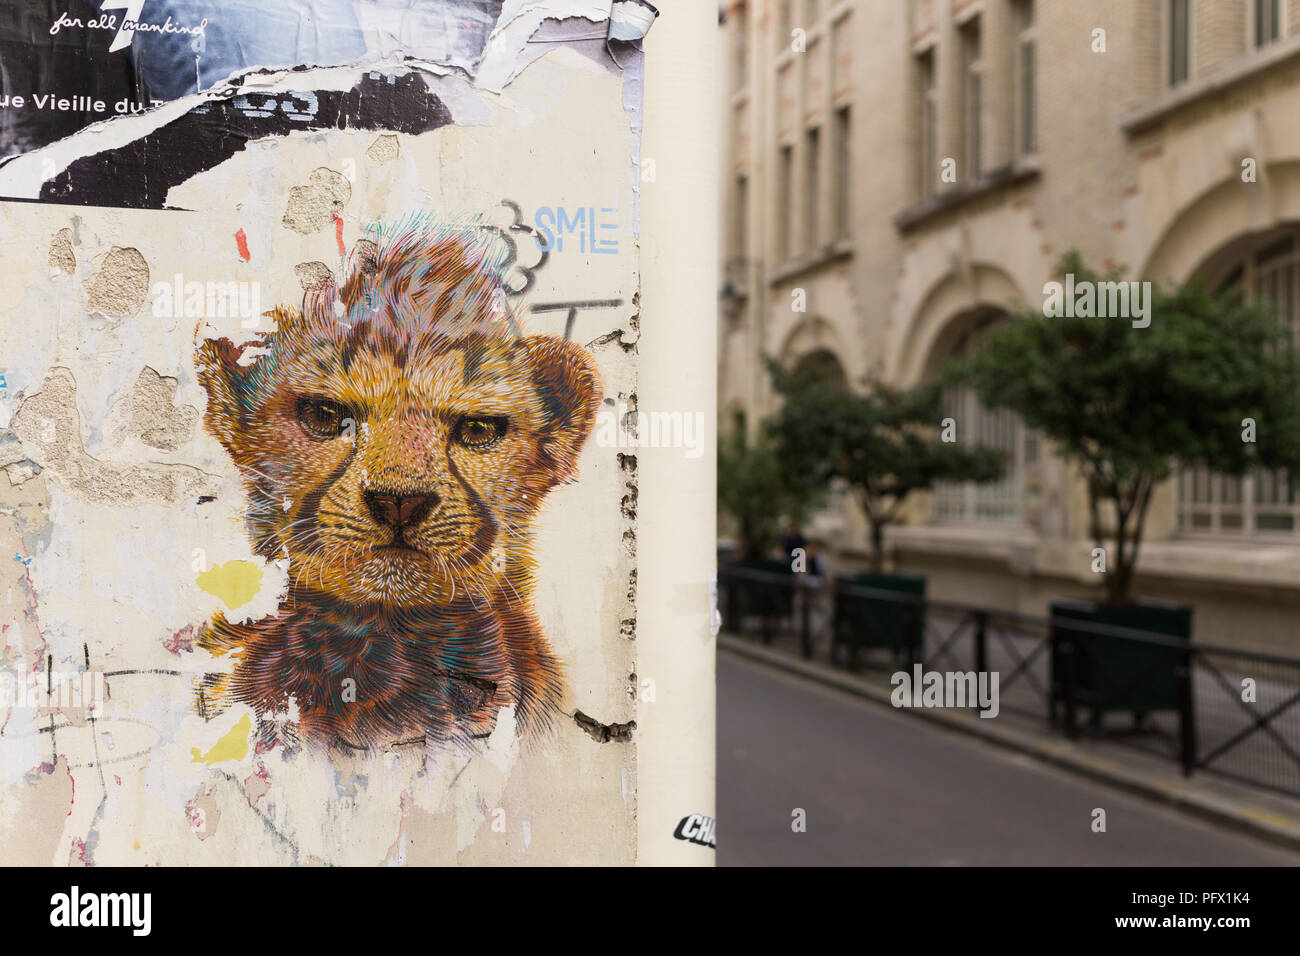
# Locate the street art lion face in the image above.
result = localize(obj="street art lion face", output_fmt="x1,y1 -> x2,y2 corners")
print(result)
193,217 -> 602,750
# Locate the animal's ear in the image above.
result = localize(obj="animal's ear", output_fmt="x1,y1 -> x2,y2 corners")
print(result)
194,331 -> 273,455
525,335 -> 602,481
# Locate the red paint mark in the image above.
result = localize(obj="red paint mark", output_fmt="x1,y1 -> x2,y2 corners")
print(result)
235,228 -> 251,262
164,625 -> 194,655
334,214 -> 346,256
185,798 -> 205,834
244,760 -> 272,806
71,838 -> 91,866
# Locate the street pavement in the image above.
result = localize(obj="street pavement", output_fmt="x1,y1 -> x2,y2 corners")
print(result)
718,650 -> 1300,866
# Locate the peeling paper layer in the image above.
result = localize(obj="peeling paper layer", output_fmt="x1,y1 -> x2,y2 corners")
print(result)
0,0 -> 656,167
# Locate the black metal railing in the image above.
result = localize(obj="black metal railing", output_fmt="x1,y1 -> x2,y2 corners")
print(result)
718,563 -> 1300,799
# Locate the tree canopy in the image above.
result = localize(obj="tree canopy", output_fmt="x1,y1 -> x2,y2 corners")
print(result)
955,251 -> 1300,604
717,423 -> 823,559
766,360 -> 1006,571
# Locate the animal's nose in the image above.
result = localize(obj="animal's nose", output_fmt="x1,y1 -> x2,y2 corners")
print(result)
363,490 -> 439,530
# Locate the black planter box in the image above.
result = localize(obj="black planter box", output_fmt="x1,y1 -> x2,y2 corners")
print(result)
722,557 -> 795,630
832,571 -> 926,668
1048,596 -> 1193,731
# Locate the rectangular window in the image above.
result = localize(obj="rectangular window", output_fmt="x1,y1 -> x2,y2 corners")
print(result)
934,385 -> 1027,524
1169,0 -> 1189,85
777,0 -> 792,53
1177,235 -> 1300,535
1256,0 -> 1280,47
917,50 -> 936,198
778,144 -> 794,260
1015,0 -> 1036,155
961,17 -> 982,178
734,174 -> 748,255
834,106 -> 851,239
733,4 -> 748,91
805,126 -> 821,251
934,317 -> 1030,524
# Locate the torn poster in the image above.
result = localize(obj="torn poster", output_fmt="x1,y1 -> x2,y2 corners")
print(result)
0,0 -> 655,865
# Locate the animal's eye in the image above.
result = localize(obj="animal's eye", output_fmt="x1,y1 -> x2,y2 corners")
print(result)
296,398 -> 352,440
453,415 -> 508,449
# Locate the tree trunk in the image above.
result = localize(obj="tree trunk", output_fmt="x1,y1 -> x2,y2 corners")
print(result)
869,521 -> 885,574
1106,558 -> 1130,606
1109,492 -> 1129,606
1106,475 -> 1155,607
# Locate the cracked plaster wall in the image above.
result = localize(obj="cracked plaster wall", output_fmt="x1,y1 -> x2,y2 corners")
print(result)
0,10 -> 646,865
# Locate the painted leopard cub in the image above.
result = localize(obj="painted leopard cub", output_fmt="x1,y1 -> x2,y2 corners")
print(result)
193,217 -> 601,752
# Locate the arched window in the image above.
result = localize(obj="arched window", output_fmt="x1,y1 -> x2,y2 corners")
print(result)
931,310 -> 1033,524
792,347 -> 847,390
1178,228 -> 1300,535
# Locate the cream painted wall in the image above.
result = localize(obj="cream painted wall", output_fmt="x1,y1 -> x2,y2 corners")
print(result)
719,0 -> 1300,654
0,34 -> 654,864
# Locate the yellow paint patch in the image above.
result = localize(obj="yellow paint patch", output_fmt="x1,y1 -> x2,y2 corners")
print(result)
197,560 -> 263,609
191,714 -> 252,766
1241,806 -> 1300,829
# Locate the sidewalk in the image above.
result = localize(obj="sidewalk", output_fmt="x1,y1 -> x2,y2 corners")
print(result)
720,632 -> 1300,854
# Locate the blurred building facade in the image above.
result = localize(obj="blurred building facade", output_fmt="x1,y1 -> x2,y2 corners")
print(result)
718,0 -> 1300,653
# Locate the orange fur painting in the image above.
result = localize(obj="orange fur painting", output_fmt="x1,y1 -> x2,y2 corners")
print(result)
192,215 -> 602,752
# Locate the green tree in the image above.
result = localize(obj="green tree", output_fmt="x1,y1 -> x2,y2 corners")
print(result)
766,361 -> 1006,572
717,424 -> 822,559
955,251 -> 1300,605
